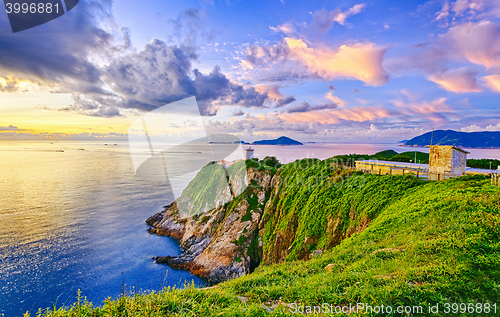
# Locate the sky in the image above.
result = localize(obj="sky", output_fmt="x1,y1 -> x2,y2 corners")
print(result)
1,0 -> 500,142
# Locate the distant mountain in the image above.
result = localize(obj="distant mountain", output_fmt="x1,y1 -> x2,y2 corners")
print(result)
252,136 -> 303,145
403,130 -> 500,149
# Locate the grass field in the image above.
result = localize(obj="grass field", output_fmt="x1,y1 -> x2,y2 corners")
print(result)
30,161 -> 500,317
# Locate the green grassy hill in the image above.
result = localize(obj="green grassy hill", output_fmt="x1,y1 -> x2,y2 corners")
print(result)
260,159 -> 422,264
225,174 -> 500,314
32,159 -> 500,317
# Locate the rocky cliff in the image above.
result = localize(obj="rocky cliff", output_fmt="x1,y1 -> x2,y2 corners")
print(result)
147,158 -> 422,283
147,160 -> 274,283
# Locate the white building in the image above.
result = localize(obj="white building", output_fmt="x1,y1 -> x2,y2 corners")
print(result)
245,147 -> 254,160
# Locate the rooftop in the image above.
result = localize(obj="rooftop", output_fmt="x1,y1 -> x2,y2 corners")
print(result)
427,145 -> 470,154
356,160 -> 428,170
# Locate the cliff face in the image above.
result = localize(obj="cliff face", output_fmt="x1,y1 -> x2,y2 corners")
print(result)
147,158 -> 423,283
147,163 -> 273,283
258,159 -> 421,264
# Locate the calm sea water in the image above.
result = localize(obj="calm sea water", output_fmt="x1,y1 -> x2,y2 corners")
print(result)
0,141 -> 205,317
0,141 -> 499,316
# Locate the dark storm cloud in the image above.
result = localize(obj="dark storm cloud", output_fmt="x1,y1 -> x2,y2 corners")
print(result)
0,2 -> 269,117
83,39 -> 269,116
0,0 -> 119,92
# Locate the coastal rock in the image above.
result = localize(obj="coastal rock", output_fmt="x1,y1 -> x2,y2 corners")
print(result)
148,166 -> 273,283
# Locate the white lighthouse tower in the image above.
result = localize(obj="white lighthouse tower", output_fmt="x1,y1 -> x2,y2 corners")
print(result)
245,146 -> 254,160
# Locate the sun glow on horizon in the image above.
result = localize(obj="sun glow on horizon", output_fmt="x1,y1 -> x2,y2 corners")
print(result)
0,90 -> 136,137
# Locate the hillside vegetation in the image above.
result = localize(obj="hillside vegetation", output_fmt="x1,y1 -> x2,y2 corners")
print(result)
32,157 -> 500,317
260,158 -> 422,264
466,158 -> 500,170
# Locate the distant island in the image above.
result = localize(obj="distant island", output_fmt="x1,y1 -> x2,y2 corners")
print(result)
403,130 -> 500,149
251,136 -> 303,145
212,136 -> 302,145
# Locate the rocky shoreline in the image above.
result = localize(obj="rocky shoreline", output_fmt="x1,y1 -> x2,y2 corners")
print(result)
146,162 -> 375,284
146,167 -> 272,283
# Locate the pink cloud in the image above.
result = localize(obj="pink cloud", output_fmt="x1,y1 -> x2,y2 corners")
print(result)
435,0 -> 451,23
280,106 -> 390,124
326,92 -> 346,107
444,21 -> 500,68
254,84 -> 284,100
482,74 -> 500,92
451,0 -> 500,18
394,97 -> 454,114
393,96 -> 458,125
428,68 -> 481,92
285,38 -> 388,86
334,3 -> 367,26
269,22 -> 296,36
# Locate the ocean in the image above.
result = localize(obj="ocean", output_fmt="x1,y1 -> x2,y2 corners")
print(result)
0,140 -> 499,316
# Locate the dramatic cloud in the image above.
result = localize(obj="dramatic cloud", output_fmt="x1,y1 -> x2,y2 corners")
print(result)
0,0 -> 118,93
245,38 -> 388,86
482,74 -> 500,92
428,68 -> 481,92
0,5 -> 269,117
285,101 -> 337,113
92,38 -> 269,115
